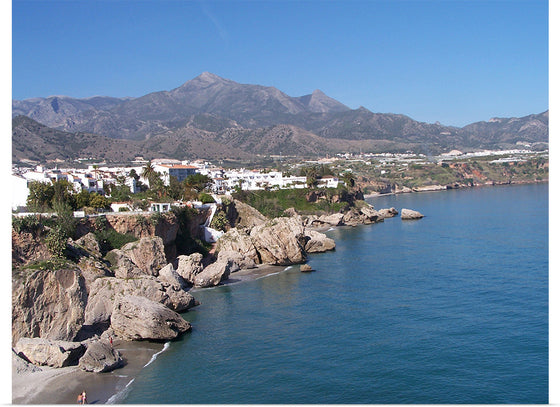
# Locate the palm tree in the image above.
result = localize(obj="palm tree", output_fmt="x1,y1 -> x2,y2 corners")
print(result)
142,162 -> 156,187
342,172 -> 356,188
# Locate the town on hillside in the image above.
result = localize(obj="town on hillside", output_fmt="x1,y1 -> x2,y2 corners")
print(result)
12,147 -> 548,217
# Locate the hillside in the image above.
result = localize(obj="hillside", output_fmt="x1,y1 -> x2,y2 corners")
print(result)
12,73 -> 549,160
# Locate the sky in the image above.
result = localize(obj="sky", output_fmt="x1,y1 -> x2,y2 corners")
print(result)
10,0 -> 549,127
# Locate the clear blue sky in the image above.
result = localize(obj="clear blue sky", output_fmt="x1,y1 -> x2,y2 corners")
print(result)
11,0 -> 548,127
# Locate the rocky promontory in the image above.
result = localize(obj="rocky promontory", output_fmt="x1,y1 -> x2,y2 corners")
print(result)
11,197 -> 402,377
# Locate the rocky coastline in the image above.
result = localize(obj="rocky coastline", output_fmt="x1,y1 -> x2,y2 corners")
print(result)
11,198 -> 413,403
364,178 -> 548,199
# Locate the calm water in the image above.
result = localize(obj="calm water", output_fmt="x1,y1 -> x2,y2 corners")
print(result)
122,184 -> 548,404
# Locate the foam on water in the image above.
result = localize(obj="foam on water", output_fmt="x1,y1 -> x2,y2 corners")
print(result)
107,378 -> 135,404
144,341 -> 170,368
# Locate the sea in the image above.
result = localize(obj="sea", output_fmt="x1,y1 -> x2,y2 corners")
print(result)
115,183 -> 548,404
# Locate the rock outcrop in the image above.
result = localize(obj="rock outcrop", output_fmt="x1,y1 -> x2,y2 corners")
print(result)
84,276 -> 198,326
378,207 -> 398,219
121,237 -> 167,276
250,217 -> 307,265
76,257 -> 113,293
111,296 -> 191,341
225,199 -> 267,229
105,236 -> 167,279
75,232 -> 102,258
401,208 -> 425,220
194,257 -> 239,287
217,249 -> 257,270
104,213 -> 179,246
78,339 -> 123,373
174,253 -> 205,284
342,204 -> 381,226
304,230 -> 336,253
300,264 -> 314,272
311,213 -> 345,227
12,267 -> 88,344
11,229 -> 50,268
215,228 -> 259,264
157,262 -> 188,288
14,337 -> 85,368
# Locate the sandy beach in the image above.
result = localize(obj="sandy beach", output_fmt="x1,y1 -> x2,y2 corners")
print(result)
12,340 -> 164,404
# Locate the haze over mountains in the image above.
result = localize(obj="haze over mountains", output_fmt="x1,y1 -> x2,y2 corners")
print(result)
12,72 -> 548,162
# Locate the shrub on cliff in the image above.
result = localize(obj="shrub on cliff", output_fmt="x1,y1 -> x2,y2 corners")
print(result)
45,225 -> 68,258
94,229 -> 137,256
12,215 -> 43,235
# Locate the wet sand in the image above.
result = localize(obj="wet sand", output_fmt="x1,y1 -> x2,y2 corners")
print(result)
12,264 -> 289,404
13,340 -> 165,404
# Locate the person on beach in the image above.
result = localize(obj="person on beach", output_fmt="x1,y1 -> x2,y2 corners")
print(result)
81,390 -> 87,404
77,393 -> 82,404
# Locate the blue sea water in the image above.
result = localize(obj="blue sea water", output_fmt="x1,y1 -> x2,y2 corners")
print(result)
122,183 -> 548,404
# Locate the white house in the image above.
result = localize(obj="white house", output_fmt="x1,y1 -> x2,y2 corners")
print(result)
12,175 -> 30,211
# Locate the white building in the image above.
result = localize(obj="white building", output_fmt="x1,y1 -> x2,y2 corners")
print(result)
12,175 -> 30,210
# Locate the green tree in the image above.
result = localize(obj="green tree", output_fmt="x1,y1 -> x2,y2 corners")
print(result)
90,193 -> 111,210
184,173 -> 213,193
27,181 -> 54,212
142,162 -> 157,186
52,200 -> 77,238
129,168 -> 140,181
52,179 -> 76,209
75,189 -> 91,209
341,172 -> 356,188
168,176 -> 184,201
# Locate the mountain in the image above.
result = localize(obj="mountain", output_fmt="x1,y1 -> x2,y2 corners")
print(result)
12,115 -> 139,163
12,73 -> 548,160
12,95 -> 128,129
11,115 -> 255,163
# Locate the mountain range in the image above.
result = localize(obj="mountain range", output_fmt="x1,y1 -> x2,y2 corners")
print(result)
12,72 -> 549,163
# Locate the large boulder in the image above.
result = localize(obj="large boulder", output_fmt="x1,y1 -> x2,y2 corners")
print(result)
378,207 -> 398,219
215,228 -> 259,264
225,199 -> 267,229
314,213 -> 344,227
121,237 -> 167,276
157,263 -> 188,288
175,253 -> 204,284
12,267 -> 88,344
84,276 -> 198,326
14,337 -> 85,368
342,204 -> 381,226
401,208 -> 425,220
250,217 -> 307,265
105,249 -> 144,279
111,296 -> 191,341
78,339 -> 123,372
217,249 -> 257,270
193,258 -> 239,288
304,230 -> 336,253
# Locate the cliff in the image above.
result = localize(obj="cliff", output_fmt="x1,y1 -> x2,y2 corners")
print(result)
12,199 -> 386,373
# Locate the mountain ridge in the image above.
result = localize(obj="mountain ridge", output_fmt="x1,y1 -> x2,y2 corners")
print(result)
12,72 -> 548,159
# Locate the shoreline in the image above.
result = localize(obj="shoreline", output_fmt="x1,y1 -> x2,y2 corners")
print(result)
363,179 -> 548,200
12,180 -> 547,403
12,264 -> 289,404
12,340 -> 165,404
